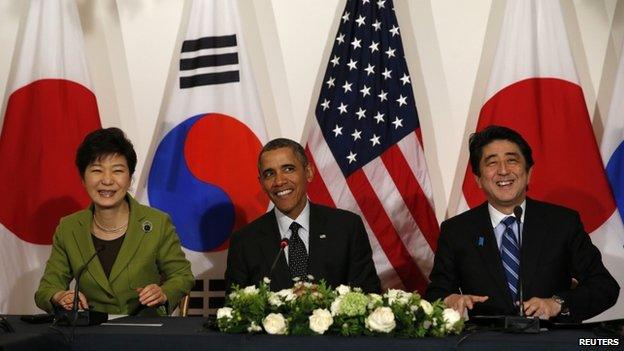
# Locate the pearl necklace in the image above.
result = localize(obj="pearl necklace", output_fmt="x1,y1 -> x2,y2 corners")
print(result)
93,215 -> 128,233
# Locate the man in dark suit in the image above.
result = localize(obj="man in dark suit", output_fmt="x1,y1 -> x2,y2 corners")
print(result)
426,126 -> 619,322
225,138 -> 380,293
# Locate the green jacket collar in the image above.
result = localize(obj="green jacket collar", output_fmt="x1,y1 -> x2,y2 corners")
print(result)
71,194 -> 149,295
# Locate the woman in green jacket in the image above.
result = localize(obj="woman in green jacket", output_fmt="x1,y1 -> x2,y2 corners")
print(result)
35,128 -> 194,316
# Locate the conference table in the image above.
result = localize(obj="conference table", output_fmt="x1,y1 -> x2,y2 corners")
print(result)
1,315 -> 622,351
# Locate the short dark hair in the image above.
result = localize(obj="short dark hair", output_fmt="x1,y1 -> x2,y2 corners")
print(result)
258,138 -> 308,171
75,127 -> 137,178
469,125 -> 534,176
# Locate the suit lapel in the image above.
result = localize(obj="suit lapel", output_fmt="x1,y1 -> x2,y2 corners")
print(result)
108,196 -> 148,283
519,198 -> 544,294
473,204 -> 513,305
258,210 -> 291,290
71,208 -> 114,296
307,203 -> 327,280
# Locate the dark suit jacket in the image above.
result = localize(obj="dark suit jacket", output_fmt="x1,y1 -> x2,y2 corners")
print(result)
425,198 -> 619,321
225,203 -> 381,293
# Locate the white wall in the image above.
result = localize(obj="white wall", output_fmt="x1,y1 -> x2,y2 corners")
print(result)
0,0 -> 622,222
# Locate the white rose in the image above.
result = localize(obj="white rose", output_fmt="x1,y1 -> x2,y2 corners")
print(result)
384,289 -> 400,299
228,292 -> 238,300
387,290 -> 412,305
247,321 -> 262,332
365,307 -> 396,333
243,285 -> 259,294
336,285 -> 351,295
276,289 -> 291,296
420,300 -> 433,315
398,293 -> 412,305
442,308 -> 461,330
308,308 -> 333,334
263,313 -> 288,335
263,277 -> 271,284
216,307 -> 233,320
277,288 -> 296,302
330,296 -> 343,316
367,293 -> 383,309
268,292 -> 283,307
384,289 -> 401,305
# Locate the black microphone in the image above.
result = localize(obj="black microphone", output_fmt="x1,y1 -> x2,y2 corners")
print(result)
71,246 -> 104,323
473,205 -> 538,333
501,205 -> 538,333
269,238 -> 289,280
52,246 -> 108,331
513,205 -> 524,317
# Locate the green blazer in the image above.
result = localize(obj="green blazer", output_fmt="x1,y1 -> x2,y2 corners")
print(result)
35,195 -> 194,315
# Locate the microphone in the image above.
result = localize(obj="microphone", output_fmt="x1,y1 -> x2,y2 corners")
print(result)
503,205 -> 538,332
53,246 -> 108,331
50,245 -> 108,335
513,205 -> 525,317
472,205 -> 538,333
71,246 -> 104,323
269,238 -> 289,280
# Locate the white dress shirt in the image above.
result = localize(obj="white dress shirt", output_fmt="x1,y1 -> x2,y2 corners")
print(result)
274,200 -> 310,264
488,200 -> 526,251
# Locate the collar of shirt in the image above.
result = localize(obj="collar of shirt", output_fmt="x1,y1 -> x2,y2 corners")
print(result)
274,200 -> 311,261
488,200 -> 526,228
488,200 -> 526,251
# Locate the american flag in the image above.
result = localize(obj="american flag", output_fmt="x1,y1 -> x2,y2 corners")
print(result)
304,0 -> 439,293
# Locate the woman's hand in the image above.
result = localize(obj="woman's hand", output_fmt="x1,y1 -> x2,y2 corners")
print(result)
136,284 -> 167,307
52,290 -> 88,310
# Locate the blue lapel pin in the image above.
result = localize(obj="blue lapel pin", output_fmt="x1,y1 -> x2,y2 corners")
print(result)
477,236 -> 484,247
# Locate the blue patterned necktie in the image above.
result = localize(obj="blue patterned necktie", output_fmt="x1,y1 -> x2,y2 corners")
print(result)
288,221 -> 308,279
501,216 -> 520,304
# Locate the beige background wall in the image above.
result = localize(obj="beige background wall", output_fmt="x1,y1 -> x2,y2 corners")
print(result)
0,0 -> 622,222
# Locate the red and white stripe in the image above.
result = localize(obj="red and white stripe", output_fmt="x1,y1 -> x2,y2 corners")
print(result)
306,121 -> 438,293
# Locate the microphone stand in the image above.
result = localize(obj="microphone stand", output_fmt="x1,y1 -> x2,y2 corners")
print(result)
503,206 -> 540,333
69,246 -> 106,340
268,239 -> 289,284
71,246 -> 104,326
515,206 -> 525,318
53,246 -> 108,336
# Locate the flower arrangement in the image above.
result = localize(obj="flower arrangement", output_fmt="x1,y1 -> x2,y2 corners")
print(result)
217,277 -> 463,337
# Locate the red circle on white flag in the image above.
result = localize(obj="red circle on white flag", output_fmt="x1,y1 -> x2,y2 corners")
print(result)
463,78 -> 615,233
0,79 -> 100,244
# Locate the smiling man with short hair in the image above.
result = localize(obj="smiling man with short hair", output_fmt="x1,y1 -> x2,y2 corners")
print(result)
426,125 -> 619,322
225,138 -> 380,293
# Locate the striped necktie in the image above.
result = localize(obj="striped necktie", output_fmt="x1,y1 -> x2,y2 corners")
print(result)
501,216 -> 520,304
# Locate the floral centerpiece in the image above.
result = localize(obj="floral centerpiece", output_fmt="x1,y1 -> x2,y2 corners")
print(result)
217,277 -> 463,337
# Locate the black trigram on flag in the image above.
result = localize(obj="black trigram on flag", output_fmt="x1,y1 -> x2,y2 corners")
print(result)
179,34 -> 240,88
186,278 -> 226,316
